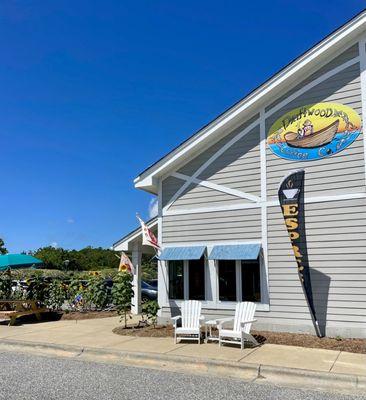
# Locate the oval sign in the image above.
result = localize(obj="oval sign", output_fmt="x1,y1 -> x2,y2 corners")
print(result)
267,102 -> 361,161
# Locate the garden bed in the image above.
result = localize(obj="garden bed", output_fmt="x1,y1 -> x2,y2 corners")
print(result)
113,324 -> 366,354
0,310 -> 119,325
59,310 -> 118,320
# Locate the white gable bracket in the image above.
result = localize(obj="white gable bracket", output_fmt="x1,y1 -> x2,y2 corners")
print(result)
171,172 -> 260,203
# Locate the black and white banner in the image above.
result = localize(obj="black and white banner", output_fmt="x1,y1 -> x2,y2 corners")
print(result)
278,170 -> 322,337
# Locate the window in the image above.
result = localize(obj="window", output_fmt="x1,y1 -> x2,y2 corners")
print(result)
241,259 -> 261,302
189,257 -> 205,300
218,260 -> 236,301
168,260 -> 184,300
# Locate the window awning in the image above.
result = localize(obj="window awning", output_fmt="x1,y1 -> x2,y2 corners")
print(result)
159,246 -> 206,261
208,243 -> 261,260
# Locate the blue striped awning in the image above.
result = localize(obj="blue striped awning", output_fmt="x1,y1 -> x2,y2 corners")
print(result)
159,246 -> 206,261
208,243 -> 261,260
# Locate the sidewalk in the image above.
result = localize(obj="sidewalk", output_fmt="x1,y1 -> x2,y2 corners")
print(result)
0,316 -> 365,393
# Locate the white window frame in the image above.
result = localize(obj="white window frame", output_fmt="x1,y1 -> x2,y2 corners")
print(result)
167,259 -> 185,301
216,257 -> 264,305
167,258 -> 207,302
164,244 -> 269,312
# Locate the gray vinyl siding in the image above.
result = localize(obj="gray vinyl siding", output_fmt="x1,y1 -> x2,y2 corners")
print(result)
162,176 -> 185,208
162,208 -> 261,243
265,44 -> 360,113
162,117 -> 261,210
158,41 -> 366,337
169,185 -> 247,210
261,197 -> 366,333
265,44 -> 364,200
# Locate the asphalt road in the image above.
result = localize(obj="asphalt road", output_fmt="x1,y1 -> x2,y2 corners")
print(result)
0,351 -> 364,400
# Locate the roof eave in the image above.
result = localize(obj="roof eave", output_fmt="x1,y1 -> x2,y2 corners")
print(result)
112,217 -> 158,252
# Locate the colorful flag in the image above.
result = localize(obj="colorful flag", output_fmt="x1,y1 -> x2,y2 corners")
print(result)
137,215 -> 160,250
118,251 -> 135,274
278,170 -> 322,337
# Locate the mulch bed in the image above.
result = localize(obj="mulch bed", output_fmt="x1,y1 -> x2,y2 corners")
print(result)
113,324 -> 175,338
59,311 -> 118,320
0,310 -> 119,325
252,330 -> 366,354
113,324 -> 366,354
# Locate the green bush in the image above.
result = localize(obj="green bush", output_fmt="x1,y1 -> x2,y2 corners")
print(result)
66,278 -> 87,311
0,271 -> 12,299
142,300 -> 160,327
0,269 -> 133,314
46,280 -> 68,310
24,273 -> 49,303
112,272 -> 133,328
83,273 -> 111,310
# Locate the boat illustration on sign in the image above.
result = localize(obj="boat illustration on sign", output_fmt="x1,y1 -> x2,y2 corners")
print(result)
284,119 -> 339,149
267,102 -> 361,161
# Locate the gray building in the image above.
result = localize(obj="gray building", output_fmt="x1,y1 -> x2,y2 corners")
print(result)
114,11 -> 366,339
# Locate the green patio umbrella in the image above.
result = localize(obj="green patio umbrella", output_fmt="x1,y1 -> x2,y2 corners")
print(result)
0,254 -> 43,271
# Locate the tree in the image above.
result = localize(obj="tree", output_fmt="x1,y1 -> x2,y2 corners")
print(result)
32,247 -> 69,270
31,246 -> 120,271
0,238 -> 8,255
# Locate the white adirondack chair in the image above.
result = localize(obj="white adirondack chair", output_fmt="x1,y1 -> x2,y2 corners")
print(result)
171,300 -> 204,344
218,302 -> 258,349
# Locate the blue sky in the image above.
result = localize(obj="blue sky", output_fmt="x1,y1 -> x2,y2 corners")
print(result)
1,0 -> 365,252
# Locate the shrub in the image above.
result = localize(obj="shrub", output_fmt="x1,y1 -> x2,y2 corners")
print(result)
0,271 -> 12,299
24,273 -> 49,303
112,272 -> 133,328
83,273 -> 111,310
142,300 -> 160,327
66,278 -> 87,311
46,280 -> 68,310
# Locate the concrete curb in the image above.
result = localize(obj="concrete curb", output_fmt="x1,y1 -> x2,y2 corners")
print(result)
0,339 -> 365,395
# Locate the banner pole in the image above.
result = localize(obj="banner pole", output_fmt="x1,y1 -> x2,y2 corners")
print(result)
278,170 -> 323,338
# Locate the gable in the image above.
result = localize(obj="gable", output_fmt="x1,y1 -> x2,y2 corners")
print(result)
135,11 -> 366,194
161,40 -> 365,214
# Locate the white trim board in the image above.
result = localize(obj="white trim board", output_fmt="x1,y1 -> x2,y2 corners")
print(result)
358,36 -> 366,186
163,192 -> 366,216
259,107 -> 269,306
163,300 -> 270,312
170,172 -> 260,203
163,118 -> 260,212
135,11 -> 366,192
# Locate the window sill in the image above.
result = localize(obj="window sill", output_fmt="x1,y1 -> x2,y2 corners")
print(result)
165,300 -> 270,312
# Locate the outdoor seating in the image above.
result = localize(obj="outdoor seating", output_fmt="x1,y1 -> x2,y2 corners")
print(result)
0,300 -> 48,326
218,302 -> 258,349
171,300 -> 204,344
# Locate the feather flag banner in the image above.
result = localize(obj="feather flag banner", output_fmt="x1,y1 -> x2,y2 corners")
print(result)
278,170 -> 322,337
118,252 -> 135,274
136,215 -> 160,251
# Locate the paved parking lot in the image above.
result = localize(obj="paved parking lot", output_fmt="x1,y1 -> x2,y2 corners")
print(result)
0,351 -> 364,400
0,317 -> 365,376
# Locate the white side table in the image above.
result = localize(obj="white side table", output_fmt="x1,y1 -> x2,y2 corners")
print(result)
205,319 -> 220,343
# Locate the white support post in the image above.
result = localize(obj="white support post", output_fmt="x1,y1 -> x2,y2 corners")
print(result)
131,241 -> 142,315
260,108 -> 270,307
208,258 -> 217,303
358,37 -> 366,185
157,178 -> 169,314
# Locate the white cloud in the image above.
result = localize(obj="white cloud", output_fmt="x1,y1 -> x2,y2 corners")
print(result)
50,242 -> 58,248
148,198 -> 158,218
66,218 -> 75,224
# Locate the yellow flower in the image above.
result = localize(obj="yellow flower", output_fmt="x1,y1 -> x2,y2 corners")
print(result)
119,264 -> 128,272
